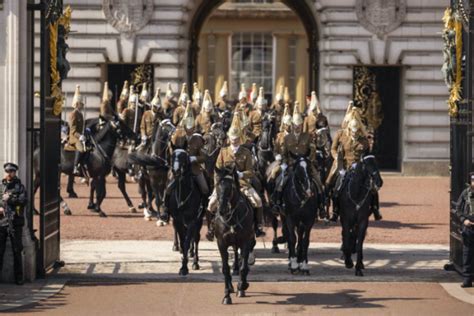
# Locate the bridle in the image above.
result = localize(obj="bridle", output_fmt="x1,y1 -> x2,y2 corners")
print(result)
216,174 -> 249,232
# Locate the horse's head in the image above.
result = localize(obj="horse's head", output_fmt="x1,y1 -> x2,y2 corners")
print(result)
153,119 -> 175,158
316,127 -> 330,149
171,149 -> 190,178
110,115 -> 134,141
293,157 -> 313,198
258,115 -> 274,151
215,166 -> 238,213
362,155 -> 383,190
221,110 -> 233,132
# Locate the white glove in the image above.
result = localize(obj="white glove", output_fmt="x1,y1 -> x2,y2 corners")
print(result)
141,136 -> 148,143
237,171 -> 244,179
190,156 -> 197,163
281,163 -> 288,171
275,154 -> 282,162
79,135 -> 86,142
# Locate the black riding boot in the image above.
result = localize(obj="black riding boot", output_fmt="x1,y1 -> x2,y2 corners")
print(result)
159,193 -> 170,222
73,151 -> 85,176
318,190 -> 327,219
254,207 -> 266,237
372,190 -> 382,220
330,194 -> 339,222
206,211 -> 215,242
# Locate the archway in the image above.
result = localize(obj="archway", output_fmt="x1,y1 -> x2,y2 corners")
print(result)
186,0 -> 320,101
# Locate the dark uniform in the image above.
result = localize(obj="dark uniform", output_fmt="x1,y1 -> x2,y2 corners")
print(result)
0,163 -> 26,285
456,186 -> 474,287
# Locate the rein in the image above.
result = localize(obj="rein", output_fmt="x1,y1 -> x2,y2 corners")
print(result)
216,179 -> 250,232
346,166 -> 371,211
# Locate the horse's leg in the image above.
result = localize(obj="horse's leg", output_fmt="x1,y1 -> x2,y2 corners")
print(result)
341,216 -> 354,269
179,222 -> 195,276
192,218 -> 202,270
237,243 -> 251,298
67,175 -> 78,198
299,223 -> 313,276
296,223 -> 305,266
172,227 -> 181,252
218,242 -> 233,305
95,177 -> 108,217
139,177 -> 152,220
146,178 -> 155,213
232,246 -> 240,276
60,196 -> 72,216
88,178 -> 96,210
117,169 -> 136,213
286,216 -> 298,273
355,218 -> 369,277
271,215 -> 280,253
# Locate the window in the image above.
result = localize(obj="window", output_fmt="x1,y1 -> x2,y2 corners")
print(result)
231,32 -> 273,100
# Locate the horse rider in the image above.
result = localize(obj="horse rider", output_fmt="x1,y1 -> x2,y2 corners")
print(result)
116,80 -> 129,115
99,81 -> 116,123
160,100 -> 209,221
208,112 -> 266,239
215,81 -> 233,113
120,85 -> 138,134
249,83 -> 258,106
0,163 -> 27,285
162,82 -> 177,121
139,88 -> 163,152
249,87 -> 265,139
304,91 -> 329,142
327,107 -> 382,222
195,90 -> 218,135
70,85 -> 88,177
275,102 -> 326,218
192,82 -> 203,114
172,83 -> 190,126
271,85 -> 285,129
456,172 -> 474,288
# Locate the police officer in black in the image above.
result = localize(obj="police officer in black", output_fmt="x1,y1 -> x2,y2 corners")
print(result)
456,172 -> 474,288
0,163 -> 27,285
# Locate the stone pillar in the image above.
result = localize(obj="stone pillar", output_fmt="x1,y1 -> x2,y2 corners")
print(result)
197,34 -> 208,91
274,33 -> 290,97
0,0 -> 36,283
295,34 -> 309,110
214,32 -> 230,100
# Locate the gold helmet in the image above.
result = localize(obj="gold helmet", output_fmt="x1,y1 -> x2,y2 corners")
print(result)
219,81 -> 228,99
193,82 -> 202,104
308,91 -> 321,114
102,81 -> 112,103
201,89 -> 213,113
255,87 -> 267,111
178,83 -> 189,106
275,85 -> 284,103
283,86 -> 291,104
128,85 -> 138,108
281,103 -> 292,131
151,87 -> 161,108
120,80 -> 129,100
250,83 -> 258,104
165,82 -> 174,100
72,85 -> 84,109
140,82 -> 149,102
292,101 -> 304,126
181,100 -> 195,129
342,101 -> 360,129
238,83 -> 247,101
228,112 -> 244,142
346,116 -> 367,137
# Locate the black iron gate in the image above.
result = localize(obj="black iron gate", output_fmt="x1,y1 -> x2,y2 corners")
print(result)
448,0 -> 474,272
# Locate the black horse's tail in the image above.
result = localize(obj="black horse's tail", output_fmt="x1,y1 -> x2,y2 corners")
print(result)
128,152 -> 167,168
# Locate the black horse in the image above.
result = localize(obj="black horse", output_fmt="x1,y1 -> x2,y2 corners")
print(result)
282,157 -> 318,275
34,116 -> 133,217
338,154 -> 383,276
168,149 -> 203,275
214,167 -> 255,304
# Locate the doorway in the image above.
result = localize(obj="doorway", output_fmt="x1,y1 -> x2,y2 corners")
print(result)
353,66 -> 401,171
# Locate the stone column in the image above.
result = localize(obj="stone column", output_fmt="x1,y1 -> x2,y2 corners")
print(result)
197,34 -> 208,91
214,32 -> 230,100
273,33 -> 290,97
0,0 -> 36,283
295,34 -> 309,110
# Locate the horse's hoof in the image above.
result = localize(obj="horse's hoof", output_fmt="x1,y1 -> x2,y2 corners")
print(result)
355,269 -> 364,277
248,252 -> 256,266
192,263 -> 200,271
138,203 -> 146,209
301,269 -> 310,276
179,267 -> 188,276
232,269 -> 239,276
345,259 -> 354,269
99,211 -> 107,218
130,207 -> 137,213
144,209 -> 153,221
64,209 -> 72,216
172,244 -> 180,252
156,219 -> 165,226
189,250 -> 195,258
271,246 -> 280,254
276,236 -> 287,244
290,268 -> 299,275
239,282 -> 249,291
229,284 -> 235,293
68,192 -> 78,199
87,203 -> 96,210
222,297 -> 232,305
237,290 -> 246,298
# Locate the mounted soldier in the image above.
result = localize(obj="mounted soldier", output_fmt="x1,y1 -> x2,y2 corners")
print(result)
120,85 -> 138,134
249,87 -> 266,140
139,87 -> 163,152
215,81 -> 233,113
271,85 -> 285,129
161,100 -> 209,219
172,83 -> 189,126
304,91 -> 329,142
208,112 -> 266,238
99,81 -> 115,122
116,80 -> 129,115
192,82 -> 203,114
249,83 -> 258,106
196,90 -> 218,135
70,85 -> 88,176
162,82 -> 177,121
